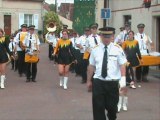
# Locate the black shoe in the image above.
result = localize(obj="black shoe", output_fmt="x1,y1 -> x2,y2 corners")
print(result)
142,76 -> 149,82
32,79 -> 36,82
137,79 -> 141,83
81,80 -> 86,84
26,79 -> 30,82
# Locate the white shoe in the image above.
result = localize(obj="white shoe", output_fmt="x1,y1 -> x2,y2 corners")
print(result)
130,84 -> 136,89
117,96 -> 123,112
60,80 -> 63,87
63,85 -> 67,89
59,76 -> 63,87
118,105 -> 121,112
0,75 -> 5,89
63,77 -> 68,90
122,106 -> 127,111
122,96 -> 128,111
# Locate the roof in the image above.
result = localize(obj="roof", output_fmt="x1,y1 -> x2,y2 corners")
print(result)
3,0 -> 44,2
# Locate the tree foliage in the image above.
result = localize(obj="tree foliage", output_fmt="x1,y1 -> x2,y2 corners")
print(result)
49,4 -> 56,12
44,11 -> 62,35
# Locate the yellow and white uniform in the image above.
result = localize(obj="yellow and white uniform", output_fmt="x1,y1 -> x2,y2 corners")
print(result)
14,31 -> 28,51
85,34 -> 101,53
134,33 -> 152,55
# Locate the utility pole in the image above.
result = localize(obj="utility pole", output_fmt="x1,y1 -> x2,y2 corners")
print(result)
103,0 -> 109,27
55,0 -> 57,13
103,0 -> 107,27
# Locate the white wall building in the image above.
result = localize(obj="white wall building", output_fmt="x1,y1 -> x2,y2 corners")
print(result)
96,0 -> 160,52
0,0 -> 44,35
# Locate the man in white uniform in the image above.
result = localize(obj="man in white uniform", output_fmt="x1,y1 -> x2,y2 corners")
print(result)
134,23 -> 153,82
87,27 -> 127,120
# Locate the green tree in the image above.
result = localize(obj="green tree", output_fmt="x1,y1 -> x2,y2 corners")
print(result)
44,11 -> 62,35
49,4 -> 56,12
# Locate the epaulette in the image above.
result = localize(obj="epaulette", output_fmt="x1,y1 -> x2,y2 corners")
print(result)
93,45 -> 99,49
0,37 -> 5,43
114,43 -> 121,48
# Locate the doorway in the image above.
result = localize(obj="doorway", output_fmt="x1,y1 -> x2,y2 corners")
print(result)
4,15 -> 11,35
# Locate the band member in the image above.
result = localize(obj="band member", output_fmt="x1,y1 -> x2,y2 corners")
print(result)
60,25 -> 68,38
84,23 -> 101,87
115,23 -> 131,46
53,30 -> 76,90
45,22 -> 57,61
122,30 -> 142,88
0,28 -> 13,89
23,25 -> 40,82
14,24 -> 28,77
84,23 -> 101,64
9,34 -> 18,71
45,31 -> 56,60
135,23 -> 153,82
117,31 -> 142,113
78,27 -> 91,83
87,27 -> 127,120
70,31 -> 81,75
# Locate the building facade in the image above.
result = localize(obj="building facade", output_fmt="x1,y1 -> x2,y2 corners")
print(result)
0,0 -> 44,35
96,0 -> 160,52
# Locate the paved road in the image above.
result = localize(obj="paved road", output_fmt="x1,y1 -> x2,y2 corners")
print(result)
0,44 -> 159,120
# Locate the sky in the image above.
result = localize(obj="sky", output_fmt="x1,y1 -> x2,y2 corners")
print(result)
45,0 -> 74,6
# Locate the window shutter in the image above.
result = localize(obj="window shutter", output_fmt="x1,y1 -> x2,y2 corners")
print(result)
19,13 -> 24,28
34,14 -> 39,29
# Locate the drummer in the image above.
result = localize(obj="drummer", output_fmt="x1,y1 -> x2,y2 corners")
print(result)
134,23 -> 153,82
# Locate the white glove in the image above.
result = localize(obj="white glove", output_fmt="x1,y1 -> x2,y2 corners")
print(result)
119,76 -> 126,88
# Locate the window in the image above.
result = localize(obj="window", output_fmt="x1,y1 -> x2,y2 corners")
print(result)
124,15 -> 131,26
19,13 -> 38,29
24,14 -> 33,26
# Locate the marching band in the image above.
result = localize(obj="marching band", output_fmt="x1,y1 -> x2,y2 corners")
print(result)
0,22 -> 160,120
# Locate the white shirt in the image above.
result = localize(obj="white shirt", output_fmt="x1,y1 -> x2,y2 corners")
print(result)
115,30 -> 129,44
89,42 -> 127,81
9,41 -> 16,52
135,32 -> 152,55
45,33 -> 57,47
85,34 -> 101,53
70,37 -> 80,50
78,35 -> 89,53
23,33 -> 40,53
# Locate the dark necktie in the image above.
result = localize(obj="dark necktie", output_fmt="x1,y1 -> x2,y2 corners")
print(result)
30,35 -> 32,39
141,35 -> 143,39
124,33 -> 127,41
101,46 -> 108,78
93,36 -> 98,45
29,40 -> 31,48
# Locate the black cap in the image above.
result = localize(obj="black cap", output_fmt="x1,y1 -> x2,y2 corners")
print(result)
99,27 -> 115,35
89,23 -> 98,29
72,30 -> 77,34
21,24 -> 27,28
124,23 -> 130,27
120,27 -> 125,30
137,23 -> 145,28
28,25 -> 35,30
63,25 -> 68,29
84,27 -> 90,31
